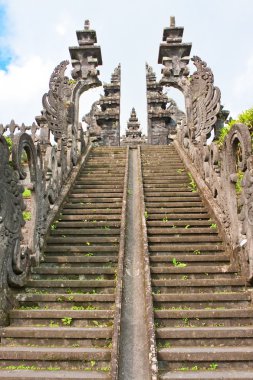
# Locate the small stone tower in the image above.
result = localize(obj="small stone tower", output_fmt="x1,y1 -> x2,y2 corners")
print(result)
121,108 -> 147,146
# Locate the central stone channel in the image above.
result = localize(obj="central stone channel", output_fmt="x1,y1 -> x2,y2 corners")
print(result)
118,147 -> 150,379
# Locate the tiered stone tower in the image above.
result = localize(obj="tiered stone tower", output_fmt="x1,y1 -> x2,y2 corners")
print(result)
83,64 -> 121,146
121,108 -> 146,146
146,63 -> 185,145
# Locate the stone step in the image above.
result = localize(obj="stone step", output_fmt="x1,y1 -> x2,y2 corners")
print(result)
46,236 -> 119,244
152,278 -> 245,288
147,220 -> 214,227
150,265 -> 237,274
150,255 -> 229,263
0,346 -> 110,362
1,327 -> 112,340
32,267 -> 115,275
43,256 -> 118,263
56,221 -> 120,228
64,202 -> 122,208
147,214 -> 210,220
0,371 -> 110,380
160,370 -> 253,380
148,227 -> 218,235
44,245 -> 118,253
61,209 -> 122,215
58,215 -> 121,222
16,293 -> 115,303
149,244 -> 224,252
50,228 -> 120,236
26,280 -> 116,288
148,236 -> 222,243
157,346 -> 253,365
156,326 -> 253,343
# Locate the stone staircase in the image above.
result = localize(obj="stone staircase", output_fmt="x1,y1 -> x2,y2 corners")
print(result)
0,146 -> 127,379
141,144 -> 253,380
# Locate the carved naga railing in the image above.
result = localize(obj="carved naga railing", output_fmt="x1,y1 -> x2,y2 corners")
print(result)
0,20 -> 102,324
158,18 -> 253,281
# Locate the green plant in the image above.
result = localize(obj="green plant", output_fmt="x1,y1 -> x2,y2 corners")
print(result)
177,168 -> 185,174
49,321 -> 59,328
61,317 -> 73,326
22,188 -> 31,198
144,210 -> 148,219
162,217 -> 168,223
193,250 -> 201,255
22,211 -> 31,221
5,136 -> 13,153
185,225 -> 190,229
172,258 -> 187,268
68,79 -> 77,85
188,173 -> 197,192
235,170 -> 244,195
84,253 -> 93,257
209,363 -> 218,370
210,223 -> 217,229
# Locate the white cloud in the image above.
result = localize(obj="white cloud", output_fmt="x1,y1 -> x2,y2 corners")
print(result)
0,56 -> 53,124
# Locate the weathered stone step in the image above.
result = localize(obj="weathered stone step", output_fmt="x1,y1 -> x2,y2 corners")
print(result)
10,309 -> 114,321
51,228 -> 120,236
26,280 -> 116,288
149,244 -> 224,252
56,221 -> 120,228
63,203 -> 122,209
58,215 -> 121,221
147,214 -> 210,220
32,267 -> 115,275
160,370 -> 253,380
148,228 -> 218,235
155,308 -> 252,320
0,346 -> 111,361
156,326 -> 253,340
73,184 -> 123,189
71,190 -> 122,196
148,236 -> 222,243
146,202 -> 203,209
145,192 -> 199,197
153,293 -> 250,303
147,220 -> 213,227
43,256 -> 117,263
67,195 -> 122,202
157,346 -> 253,362
46,236 -> 119,244
0,371 -> 110,380
150,265 -> 237,274
153,292 -> 250,309
152,278 -> 245,288
150,255 -> 229,263
147,207 -> 207,214
44,245 -> 118,254
61,208 -> 121,215
1,327 -> 112,339
146,197 -> 201,203
16,293 -> 115,303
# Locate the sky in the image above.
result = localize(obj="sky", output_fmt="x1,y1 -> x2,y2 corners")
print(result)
0,0 -> 253,134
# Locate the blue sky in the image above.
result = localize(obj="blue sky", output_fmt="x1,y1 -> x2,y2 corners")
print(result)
0,4 -> 12,70
0,0 -> 253,133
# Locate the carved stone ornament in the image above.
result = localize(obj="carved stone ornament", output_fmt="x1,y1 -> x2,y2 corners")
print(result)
190,56 -> 221,139
0,136 -> 30,289
42,60 -> 74,139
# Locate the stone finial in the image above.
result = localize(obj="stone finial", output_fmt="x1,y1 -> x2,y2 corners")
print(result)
84,20 -> 90,30
69,21 -> 102,81
170,16 -> 176,28
158,17 -> 192,85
